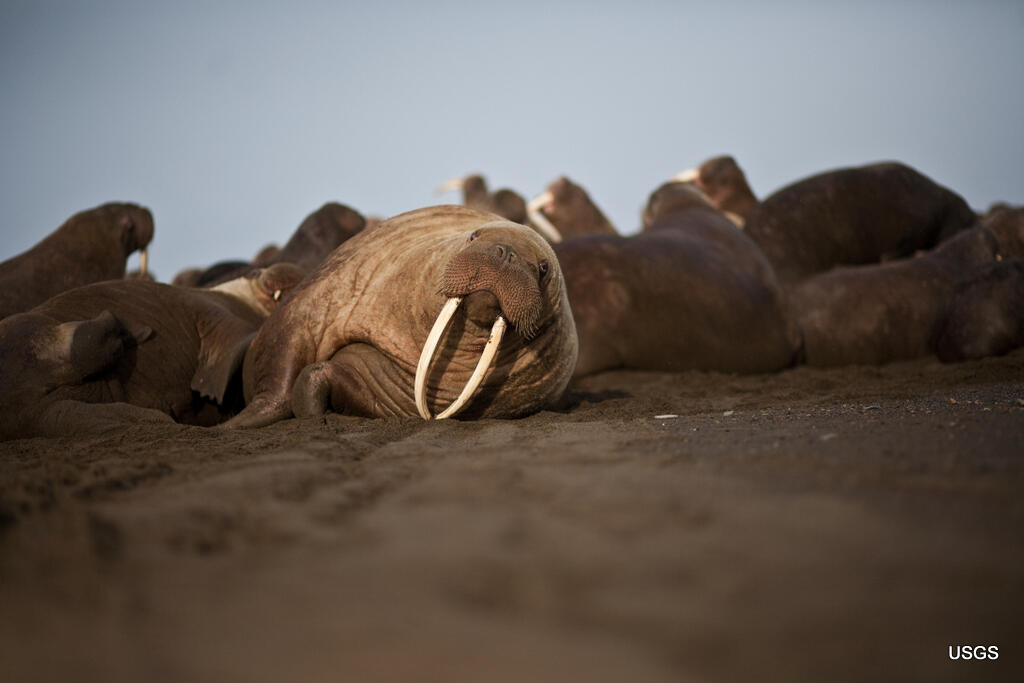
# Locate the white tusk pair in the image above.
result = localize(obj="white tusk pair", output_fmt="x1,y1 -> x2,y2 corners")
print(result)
435,176 -> 466,196
526,191 -> 563,243
138,248 -> 148,277
414,297 -> 507,420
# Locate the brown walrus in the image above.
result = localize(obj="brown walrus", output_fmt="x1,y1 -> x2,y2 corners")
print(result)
0,263 -> 306,439
226,205 -> 578,427
791,226 -> 1001,367
674,155 -> 759,224
743,161 -> 978,283
0,202 -> 154,319
931,259 -> 1024,362
436,174 -> 529,224
554,181 -> 802,378
177,202 -> 365,287
526,176 -> 619,243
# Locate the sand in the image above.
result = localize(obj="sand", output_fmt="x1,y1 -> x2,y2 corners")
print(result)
2,350 -> 1023,682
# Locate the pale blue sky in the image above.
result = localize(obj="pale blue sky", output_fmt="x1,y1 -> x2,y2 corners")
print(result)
2,0 -> 1022,281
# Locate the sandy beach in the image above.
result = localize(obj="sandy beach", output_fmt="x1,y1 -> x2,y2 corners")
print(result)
2,349 -> 1023,682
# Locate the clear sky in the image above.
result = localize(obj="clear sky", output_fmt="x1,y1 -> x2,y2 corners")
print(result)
2,0 -> 1022,282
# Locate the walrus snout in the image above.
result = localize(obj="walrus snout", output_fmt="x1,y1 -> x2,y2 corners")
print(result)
439,239 -> 544,338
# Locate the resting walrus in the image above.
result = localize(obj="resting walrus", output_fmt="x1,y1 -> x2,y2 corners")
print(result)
226,205 -> 578,427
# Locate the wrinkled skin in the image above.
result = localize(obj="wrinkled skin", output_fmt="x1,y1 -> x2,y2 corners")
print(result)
931,259 -> 1024,362
791,227 -> 1000,367
227,205 -> 577,427
0,202 -> 154,319
556,196 -> 802,378
0,264 -> 305,439
533,176 -> 618,239
745,162 -> 979,284
178,202 -> 365,287
689,155 -> 759,221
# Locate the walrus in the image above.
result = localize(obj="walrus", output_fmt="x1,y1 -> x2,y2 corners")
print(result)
641,180 -> 740,233
176,202 -> 365,287
791,226 -> 1001,367
526,176 -> 619,243
0,263 -> 306,439
436,174 -> 529,224
980,203 -> 1024,260
226,205 -> 578,427
0,202 -> 154,319
673,155 -> 758,224
743,161 -> 978,283
554,183 -> 801,378
931,259 -> 1024,362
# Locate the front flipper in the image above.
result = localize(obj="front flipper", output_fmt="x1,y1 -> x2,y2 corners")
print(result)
221,394 -> 293,429
191,318 -> 258,405
291,345 -> 403,418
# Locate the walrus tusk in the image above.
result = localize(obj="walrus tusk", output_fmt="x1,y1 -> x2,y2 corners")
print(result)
435,176 -> 465,196
138,248 -> 148,277
526,191 -> 563,243
414,297 -> 507,420
672,168 -> 699,183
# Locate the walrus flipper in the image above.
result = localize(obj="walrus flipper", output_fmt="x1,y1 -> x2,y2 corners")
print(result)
221,395 -> 292,429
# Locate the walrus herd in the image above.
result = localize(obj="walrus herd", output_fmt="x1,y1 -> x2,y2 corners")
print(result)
0,158 -> 1021,438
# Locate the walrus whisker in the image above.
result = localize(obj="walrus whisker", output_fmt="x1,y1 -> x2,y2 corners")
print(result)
526,192 -> 563,244
138,248 -> 148,278
414,296 -> 506,420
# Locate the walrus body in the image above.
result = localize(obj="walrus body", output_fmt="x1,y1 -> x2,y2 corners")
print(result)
228,205 -> 577,426
791,227 -> 1000,367
931,260 -> 1024,362
745,162 -> 978,283
555,207 -> 801,378
0,264 -> 304,439
0,202 -> 154,319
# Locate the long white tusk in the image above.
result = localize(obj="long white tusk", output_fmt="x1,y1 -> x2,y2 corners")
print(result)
436,315 -> 505,419
138,247 -> 148,277
435,176 -> 466,196
415,297 -> 462,419
414,296 -> 507,420
526,191 -> 563,243
672,168 -> 699,183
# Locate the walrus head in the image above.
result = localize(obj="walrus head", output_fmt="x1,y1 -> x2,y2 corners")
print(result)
415,220 -> 562,420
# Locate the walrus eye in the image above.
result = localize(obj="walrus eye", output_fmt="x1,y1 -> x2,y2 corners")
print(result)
468,230 -> 480,242
538,261 -> 549,280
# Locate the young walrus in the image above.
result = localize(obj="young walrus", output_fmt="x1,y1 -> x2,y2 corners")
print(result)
226,205 -> 578,426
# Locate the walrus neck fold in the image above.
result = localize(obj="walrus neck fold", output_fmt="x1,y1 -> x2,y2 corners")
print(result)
414,297 -> 506,420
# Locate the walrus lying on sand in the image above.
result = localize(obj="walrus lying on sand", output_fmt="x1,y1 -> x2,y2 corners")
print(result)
0,264 -> 306,439
226,206 -> 578,427
791,226 -> 1001,367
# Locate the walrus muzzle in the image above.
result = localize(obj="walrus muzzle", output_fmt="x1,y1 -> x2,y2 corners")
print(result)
414,237 -> 545,419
